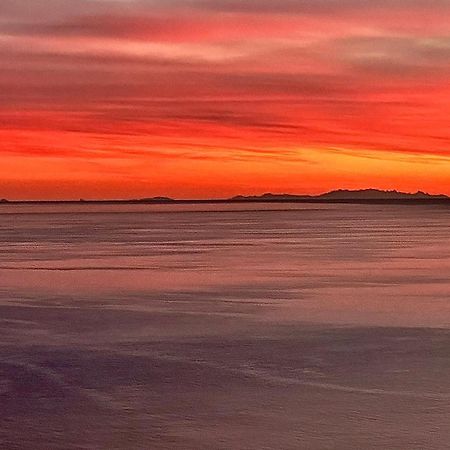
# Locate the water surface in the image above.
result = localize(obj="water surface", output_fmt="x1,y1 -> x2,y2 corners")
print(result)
1,203 -> 449,449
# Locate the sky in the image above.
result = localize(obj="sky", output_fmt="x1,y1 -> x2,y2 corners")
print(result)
1,0 -> 449,199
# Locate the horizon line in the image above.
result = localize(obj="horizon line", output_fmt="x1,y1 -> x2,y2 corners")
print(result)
1,188 -> 449,205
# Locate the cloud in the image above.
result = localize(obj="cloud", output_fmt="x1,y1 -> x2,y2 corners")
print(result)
168,0 -> 450,15
338,36 -> 450,76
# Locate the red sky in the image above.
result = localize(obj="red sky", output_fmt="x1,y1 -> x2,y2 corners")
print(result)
1,0 -> 449,199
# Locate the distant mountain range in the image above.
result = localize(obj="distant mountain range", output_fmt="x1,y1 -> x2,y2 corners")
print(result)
1,190 -> 449,204
231,189 -> 449,202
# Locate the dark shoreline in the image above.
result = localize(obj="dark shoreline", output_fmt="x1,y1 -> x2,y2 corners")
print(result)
1,198 -> 450,206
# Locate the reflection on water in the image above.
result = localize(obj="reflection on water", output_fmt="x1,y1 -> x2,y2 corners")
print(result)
0,203 -> 449,449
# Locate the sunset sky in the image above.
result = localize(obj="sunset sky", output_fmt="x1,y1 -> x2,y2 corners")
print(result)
1,0 -> 449,199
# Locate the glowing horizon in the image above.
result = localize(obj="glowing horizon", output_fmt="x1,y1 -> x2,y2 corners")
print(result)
1,0 -> 449,200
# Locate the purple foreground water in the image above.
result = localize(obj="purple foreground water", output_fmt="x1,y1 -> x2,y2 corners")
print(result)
0,203 -> 449,449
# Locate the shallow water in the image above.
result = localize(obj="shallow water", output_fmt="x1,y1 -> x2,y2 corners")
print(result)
0,203 -> 449,449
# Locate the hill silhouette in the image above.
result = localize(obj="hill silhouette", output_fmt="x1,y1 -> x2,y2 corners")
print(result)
318,189 -> 448,200
231,189 -> 449,202
1,189 -> 449,205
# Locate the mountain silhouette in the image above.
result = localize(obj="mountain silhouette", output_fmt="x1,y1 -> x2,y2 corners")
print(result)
231,189 -> 448,202
317,189 -> 448,200
1,190 -> 449,205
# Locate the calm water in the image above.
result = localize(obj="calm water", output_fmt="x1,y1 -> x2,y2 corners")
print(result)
0,203 -> 449,449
